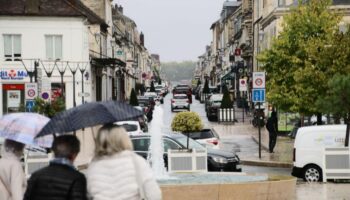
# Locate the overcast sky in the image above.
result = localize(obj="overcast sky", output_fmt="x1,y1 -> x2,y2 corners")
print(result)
113,0 -> 225,62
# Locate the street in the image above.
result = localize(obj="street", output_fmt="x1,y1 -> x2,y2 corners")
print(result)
153,92 -> 350,200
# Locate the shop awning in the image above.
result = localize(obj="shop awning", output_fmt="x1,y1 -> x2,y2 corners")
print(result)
221,72 -> 234,81
91,58 -> 126,68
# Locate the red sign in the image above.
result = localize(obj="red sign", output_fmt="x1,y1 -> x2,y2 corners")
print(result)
3,84 -> 25,90
235,48 -> 241,56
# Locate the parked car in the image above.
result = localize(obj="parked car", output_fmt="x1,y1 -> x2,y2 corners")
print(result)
195,85 -> 203,100
199,86 -> 219,103
115,121 -> 144,135
131,133 -> 241,172
145,92 -> 163,104
133,106 -> 149,132
206,94 -> 223,121
171,94 -> 190,112
292,125 -> 348,182
186,129 -> 221,149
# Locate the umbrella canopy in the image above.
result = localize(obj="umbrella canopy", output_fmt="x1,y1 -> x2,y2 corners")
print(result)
36,100 -> 144,137
0,113 -> 53,148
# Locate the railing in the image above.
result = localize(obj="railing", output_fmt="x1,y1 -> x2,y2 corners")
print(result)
218,108 -> 236,123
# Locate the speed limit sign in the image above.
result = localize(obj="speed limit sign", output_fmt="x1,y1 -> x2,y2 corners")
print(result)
253,72 -> 265,89
25,83 -> 38,100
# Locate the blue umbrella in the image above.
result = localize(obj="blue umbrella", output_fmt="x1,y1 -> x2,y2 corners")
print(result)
0,113 -> 53,148
36,100 -> 143,137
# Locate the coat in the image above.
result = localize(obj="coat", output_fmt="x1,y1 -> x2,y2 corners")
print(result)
0,150 -> 26,200
87,150 -> 162,200
23,163 -> 87,200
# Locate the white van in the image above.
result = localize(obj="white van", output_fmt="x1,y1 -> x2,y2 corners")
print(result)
292,125 -> 350,182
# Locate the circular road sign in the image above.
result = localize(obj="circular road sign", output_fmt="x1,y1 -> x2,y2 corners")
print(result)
255,78 -> 263,87
41,92 -> 50,100
27,89 -> 36,98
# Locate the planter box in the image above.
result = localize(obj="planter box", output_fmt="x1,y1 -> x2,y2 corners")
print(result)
168,148 -> 207,173
218,108 -> 235,123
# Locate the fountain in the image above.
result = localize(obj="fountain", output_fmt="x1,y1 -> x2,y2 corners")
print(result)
147,105 -> 296,200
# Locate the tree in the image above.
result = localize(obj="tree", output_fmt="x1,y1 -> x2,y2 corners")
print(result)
158,78 -> 162,85
316,75 -> 350,146
33,97 -> 65,118
258,0 -> 341,121
197,79 -> 202,87
150,81 -> 156,92
171,112 -> 203,149
221,85 -> 233,109
129,88 -> 139,106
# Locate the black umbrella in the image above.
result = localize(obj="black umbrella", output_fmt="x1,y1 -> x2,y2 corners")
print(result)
36,100 -> 143,137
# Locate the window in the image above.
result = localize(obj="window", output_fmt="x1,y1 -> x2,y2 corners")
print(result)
278,0 -> 286,6
132,138 -> 150,152
163,139 -> 181,152
45,35 -> 62,60
4,34 -> 21,61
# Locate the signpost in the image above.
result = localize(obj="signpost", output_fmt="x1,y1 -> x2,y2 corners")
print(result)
25,83 -> 38,112
252,72 -> 266,159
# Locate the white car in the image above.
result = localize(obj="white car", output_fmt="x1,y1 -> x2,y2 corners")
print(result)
171,94 -> 190,112
115,121 -> 144,135
187,129 -> 220,149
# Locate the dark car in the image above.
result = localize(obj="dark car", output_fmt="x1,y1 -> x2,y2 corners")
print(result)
131,133 -> 241,172
206,94 -> 223,121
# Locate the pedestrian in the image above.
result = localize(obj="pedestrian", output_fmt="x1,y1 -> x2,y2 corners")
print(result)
266,111 -> 278,153
87,123 -> 161,200
0,139 -> 26,200
24,135 -> 87,200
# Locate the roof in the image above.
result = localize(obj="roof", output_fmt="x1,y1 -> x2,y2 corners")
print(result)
0,0 -> 106,25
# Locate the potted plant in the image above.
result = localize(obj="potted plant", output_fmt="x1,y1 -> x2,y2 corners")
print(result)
219,85 -> 235,122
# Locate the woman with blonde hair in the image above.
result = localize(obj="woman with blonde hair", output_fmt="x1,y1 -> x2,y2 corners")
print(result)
0,139 -> 26,200
87,123 -> 161,200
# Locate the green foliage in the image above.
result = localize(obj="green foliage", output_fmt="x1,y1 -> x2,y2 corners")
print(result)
221,86 -> 233,109
158,79 -> 162,85
203,79 -> 210,94
129,88 -> 139,106
258,0 -> 341,115
161,61 -> 196,82
33,97 -> 65,118
150,81 -> 156,92
171,112 -> 203,133
197,79 -> 201,87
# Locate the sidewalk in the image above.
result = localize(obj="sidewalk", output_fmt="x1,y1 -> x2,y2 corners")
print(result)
213,120 -> 294,168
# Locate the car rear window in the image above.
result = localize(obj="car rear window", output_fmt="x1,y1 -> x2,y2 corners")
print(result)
122,124 -> 138,132
174,95 -> 187,99
189,131 -> 215,139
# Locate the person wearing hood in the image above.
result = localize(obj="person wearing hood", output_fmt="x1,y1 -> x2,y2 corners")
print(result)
0,139 -> 26,200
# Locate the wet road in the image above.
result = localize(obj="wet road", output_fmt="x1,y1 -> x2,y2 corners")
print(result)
154,92 -> 350,199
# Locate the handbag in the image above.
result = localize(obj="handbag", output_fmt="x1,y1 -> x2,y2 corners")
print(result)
132,153 -> 147,200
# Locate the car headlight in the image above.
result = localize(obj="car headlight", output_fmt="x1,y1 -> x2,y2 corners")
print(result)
212,156 -> 228,164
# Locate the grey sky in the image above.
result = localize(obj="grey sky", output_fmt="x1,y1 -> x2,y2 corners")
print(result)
114,0 -> 225,62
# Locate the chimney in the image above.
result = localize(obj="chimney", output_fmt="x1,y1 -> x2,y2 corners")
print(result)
25,0 -> 40,14
140,32 -> 144,46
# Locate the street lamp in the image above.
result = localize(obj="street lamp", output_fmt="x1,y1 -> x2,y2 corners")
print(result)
55,60 -> 68,97
20,59 -> 39,83
79,61 -> 88,104
67,62 -> 79,107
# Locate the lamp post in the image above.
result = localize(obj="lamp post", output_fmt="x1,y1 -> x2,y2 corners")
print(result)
21,59 -> 39,83
68,62 -> 79,107
55,60 -> 68,98
79,62 -> 88,104
39,60 -> 56,78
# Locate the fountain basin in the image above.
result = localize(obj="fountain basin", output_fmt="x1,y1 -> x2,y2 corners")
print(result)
159,173 -> 296,200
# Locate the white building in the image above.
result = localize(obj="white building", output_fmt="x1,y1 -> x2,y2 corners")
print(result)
0,0 -> 105,116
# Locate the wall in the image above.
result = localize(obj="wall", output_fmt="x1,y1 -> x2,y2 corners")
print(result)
0,16 -> 91,115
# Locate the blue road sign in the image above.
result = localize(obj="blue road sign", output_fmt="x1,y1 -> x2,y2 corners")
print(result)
26,100 -> 35,112
252,89 -> 265,103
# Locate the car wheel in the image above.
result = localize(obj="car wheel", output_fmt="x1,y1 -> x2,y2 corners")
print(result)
303,165 -> 322,182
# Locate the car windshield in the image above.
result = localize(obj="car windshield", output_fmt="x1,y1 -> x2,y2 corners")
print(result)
212,101 -> 221,106
121,124 -> 138,132
176,137 -> 205,150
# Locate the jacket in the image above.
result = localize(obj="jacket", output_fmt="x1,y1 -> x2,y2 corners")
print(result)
0,150 -> 26,200
87,150 -> 162,200
23,162 -> 87,200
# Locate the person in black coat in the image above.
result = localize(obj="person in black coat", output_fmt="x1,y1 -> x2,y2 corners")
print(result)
266,111 -> 278,153
24,135 -> 87,200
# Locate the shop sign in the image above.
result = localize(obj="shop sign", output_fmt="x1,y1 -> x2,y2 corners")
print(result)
0,69 -> 28,80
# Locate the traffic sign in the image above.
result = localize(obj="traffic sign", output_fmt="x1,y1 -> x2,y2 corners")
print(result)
239,78 -> 247,91
25,83 -> 38,100
253,72 -> 265,89
252,89 -> 265,103
25,100 -> 35,112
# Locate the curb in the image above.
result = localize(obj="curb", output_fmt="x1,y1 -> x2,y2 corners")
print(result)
251,135 -> 269,151
241,159 -> 293,168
